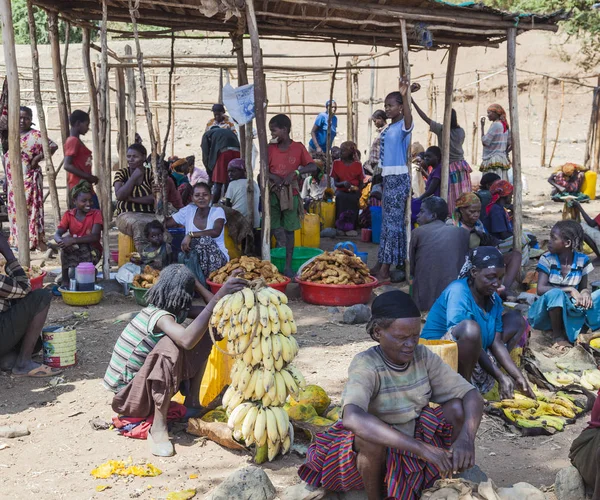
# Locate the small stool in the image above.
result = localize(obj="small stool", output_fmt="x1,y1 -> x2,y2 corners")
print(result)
118,232 -> 136,267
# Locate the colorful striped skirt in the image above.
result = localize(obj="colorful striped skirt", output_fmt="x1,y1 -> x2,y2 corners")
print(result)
448,160 -> 472,214
297,406 -> 453,500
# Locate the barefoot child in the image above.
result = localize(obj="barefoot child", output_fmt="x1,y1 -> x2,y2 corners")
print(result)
268,114 -> 317,278
54,181 -> 102,286
104,265 -> 245,457
131,220 -> 172,270
528,220 -> 600,346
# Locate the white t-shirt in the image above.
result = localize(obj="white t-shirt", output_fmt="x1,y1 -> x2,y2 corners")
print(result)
172,205 -> 229,259
225,179 -> 260,228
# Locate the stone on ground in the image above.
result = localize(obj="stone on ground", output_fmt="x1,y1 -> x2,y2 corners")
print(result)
342,304 -> 371,324
205,466 -> 276,500
457,464 -> 488,484
554,465 -> 585,500
280,483 -> 327,500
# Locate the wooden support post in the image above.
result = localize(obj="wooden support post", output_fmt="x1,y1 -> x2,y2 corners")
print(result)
471,71 -> 480,165
346,62 -> 353,142
584,87 -> 598,169
83,30 -> 101,184
124,45 -> 137,145
27,0 -> 61,225
302,79 -> 306,142
116,67 -> 127,171
62,21 -> 72,117
540,76 -> 549,167
427,74 -> 434,147
98,0 -> 111,280
47,12 -> 69,147
352,59 -> 359,143
440,45 -> 458,203
548,81 -> 565,168
218,68 -> 224,104
507,28 -> 523,253
152,75 -> 161,154
1,0 -> 29,265
400,20 -> 412,274
170,74 -> 176,158
367,58 -> 375,142
594,79 -> 600,172
325,46 -> 340,184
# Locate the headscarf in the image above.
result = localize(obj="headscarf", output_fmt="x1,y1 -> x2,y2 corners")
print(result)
458,246 -> 504,279
455,192 -> 481,210
228,158 -> 246,173
371,290 -> 421,319
170,158 -> 188,171
487,104 -> 509,132
561,163 -> 576,177
71,180 -> 93,200
486,179 -> 513,215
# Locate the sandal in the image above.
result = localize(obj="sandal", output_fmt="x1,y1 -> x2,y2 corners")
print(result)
12,364 -> 63,378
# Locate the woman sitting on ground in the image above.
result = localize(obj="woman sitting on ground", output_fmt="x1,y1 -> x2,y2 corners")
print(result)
449,192 -> 522,297
548,163 -> 585,198
165,182 -> 229,283
299,290 -> 484,500
528,220 -> 600,347
332,141 -> 364,232
104,265 -> 245,457
411,146 -> 442,225
421,247 -> 534,399
54,181 -> 102,286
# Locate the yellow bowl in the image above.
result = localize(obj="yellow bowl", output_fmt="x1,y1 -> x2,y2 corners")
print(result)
59,285 -> 104,306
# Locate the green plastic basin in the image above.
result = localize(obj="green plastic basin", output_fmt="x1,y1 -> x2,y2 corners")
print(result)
270,247 -> 323,273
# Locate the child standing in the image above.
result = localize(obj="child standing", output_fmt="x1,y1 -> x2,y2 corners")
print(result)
54,181 -> 103,285
131,220 -> 172,270
528,220 -> 600,346
64,110 -> 99,209
268,114 -> 317,278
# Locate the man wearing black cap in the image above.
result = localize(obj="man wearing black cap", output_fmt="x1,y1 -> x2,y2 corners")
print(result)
205,104 -> 237,135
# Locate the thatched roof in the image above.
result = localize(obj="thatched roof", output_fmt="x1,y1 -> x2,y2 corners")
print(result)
34,0 -> 564,49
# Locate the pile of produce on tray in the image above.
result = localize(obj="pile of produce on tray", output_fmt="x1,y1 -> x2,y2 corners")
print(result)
210,282 -> 306,462
22,265 -> 44,279
132,266 -> 160,289
299,249 -> 373,285
209,256 -> 287,284
490,391 -> 584,433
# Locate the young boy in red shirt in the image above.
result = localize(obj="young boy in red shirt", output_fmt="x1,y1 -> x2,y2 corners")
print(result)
268,114 -> 317,278
64,110 -> 99,209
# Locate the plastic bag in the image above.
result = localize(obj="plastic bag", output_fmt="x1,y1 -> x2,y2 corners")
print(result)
116,263 -> 141,285
222,82 -> 255,125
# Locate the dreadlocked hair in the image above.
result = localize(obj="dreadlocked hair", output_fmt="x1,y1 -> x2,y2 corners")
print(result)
71,180 -> 93,200
144,264 -> 196,315
366,317 -> 396,341
553,220 -> 584,251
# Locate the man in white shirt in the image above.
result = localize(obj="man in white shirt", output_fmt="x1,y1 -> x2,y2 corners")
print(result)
224,158 -> 260,229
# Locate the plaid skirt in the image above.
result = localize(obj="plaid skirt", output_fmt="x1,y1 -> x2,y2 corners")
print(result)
378,174 -> 411,266
298,405 -> 453,500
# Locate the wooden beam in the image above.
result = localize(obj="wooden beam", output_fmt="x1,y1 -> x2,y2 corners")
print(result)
246,0 -> 270,260
540,76 -> 548,167
48,12 -> 70,147
124,44 -> 137,145
507,27 -> 522,254
0,0 -> 29,265
400,20 -> 412,275
27,0 -> 61,227
346,61 -> 353,143
352,60 -> 359,143
61,20 -> 72,116
440,45 -> 458,203
326,45 -> 340,184
471,71 -> 480,165
116,67 -> 127,172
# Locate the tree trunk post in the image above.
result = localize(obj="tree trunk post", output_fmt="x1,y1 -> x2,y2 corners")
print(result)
346,61 -> 353,143
441,45 -> 458,203
47,12 -> 69,147
124,45 -> 137,145
540,76 -> 549,167
116,68 -> 128,173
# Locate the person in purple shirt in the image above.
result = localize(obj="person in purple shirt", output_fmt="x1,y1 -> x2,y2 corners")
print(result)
411,146 -> 442,225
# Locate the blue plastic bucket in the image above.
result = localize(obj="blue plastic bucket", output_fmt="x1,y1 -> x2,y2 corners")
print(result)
371,206 -> 382,244
334,241 -> 368,264
169,227 -> 186,262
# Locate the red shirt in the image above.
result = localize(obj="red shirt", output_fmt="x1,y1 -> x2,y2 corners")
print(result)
64,136 -> 93,191
57,209 -> 103,252
332,160 -> 364,193
268,141 -> 313,195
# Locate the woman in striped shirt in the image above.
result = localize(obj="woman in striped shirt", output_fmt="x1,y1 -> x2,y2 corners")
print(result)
528,220 -> 600,347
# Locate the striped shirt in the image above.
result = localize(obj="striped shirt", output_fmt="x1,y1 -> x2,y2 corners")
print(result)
0,260 -> 32,313
113,166 -> 154,215
537,251 -> 593,288
103,306 -> 174,393
341,345 -> 473,437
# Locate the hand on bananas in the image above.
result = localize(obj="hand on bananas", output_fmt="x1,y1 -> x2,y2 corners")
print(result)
212,283 -> 307,462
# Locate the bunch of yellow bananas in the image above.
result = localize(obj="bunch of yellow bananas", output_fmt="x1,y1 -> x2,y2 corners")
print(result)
492,392 -> 583,432
212,283 -> 307,462
543,371 -> 580,387
580,369 -> 600,391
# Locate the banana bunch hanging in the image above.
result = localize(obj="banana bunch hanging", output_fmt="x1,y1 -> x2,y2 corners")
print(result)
210,281 -> 307,462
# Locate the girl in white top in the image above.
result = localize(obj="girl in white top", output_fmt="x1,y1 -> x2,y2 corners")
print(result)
166,182 -> 229,280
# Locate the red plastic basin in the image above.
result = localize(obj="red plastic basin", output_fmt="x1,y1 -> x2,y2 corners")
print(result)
30,271 -> 47,290
206,276 -> 291,295
296,277 -> 378,306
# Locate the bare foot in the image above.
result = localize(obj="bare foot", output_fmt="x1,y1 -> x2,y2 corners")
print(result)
374,272 -> 390,284
149,423 -> 170,445
370,263 -> 382,275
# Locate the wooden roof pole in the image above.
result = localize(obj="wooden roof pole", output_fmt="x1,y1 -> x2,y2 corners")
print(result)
116,68 -> 128,172
128,0 -> 162,218
440,45 -> 458,203
47,12 -> 70,147
326,44 -> 340,184
245,0 -> 270,260
124,45 -> 137,145
507,27 -> 522,253
400,19 -> 412,277
62,21 -> 72,117
98,0 -> 111,280
27,0 -> 62,227
0,0 -> 29,265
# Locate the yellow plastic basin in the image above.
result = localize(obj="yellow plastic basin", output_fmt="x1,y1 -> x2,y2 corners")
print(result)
59,285 -> 104,306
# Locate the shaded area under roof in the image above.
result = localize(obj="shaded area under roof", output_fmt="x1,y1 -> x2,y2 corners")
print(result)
33,0 -> 564,50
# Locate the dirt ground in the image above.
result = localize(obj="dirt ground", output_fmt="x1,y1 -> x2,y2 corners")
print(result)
1,30 -> 600,499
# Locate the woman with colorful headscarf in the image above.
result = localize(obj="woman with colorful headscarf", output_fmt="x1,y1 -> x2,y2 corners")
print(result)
480,104 -> 511,181
422,247 -> 533,398
548,162 -> 586,197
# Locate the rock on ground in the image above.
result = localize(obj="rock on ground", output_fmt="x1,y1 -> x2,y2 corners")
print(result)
280,483 -> 327,500
205,465 -> 276,500
342,304 -> 371,324
554,465 -> 586,500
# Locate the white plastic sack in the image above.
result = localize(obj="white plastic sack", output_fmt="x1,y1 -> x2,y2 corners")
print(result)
116,263 -> 141,285
222,82 -> 255,125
